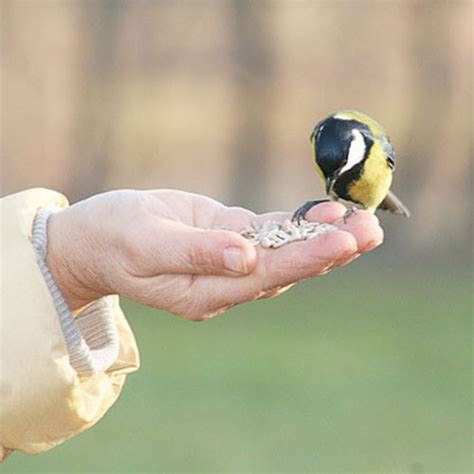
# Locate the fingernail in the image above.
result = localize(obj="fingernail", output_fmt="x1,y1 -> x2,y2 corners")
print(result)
223,247 -> 248,274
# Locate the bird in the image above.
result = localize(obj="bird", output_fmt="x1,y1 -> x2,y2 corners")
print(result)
292,110 -> 410,223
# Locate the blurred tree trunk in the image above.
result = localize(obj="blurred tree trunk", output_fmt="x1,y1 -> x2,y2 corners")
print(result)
68,1 -> 122,202
229,1 -> 274,212
405,3 -> 470,247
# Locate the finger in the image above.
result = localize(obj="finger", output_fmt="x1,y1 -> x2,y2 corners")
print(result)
131,219 -> 257,277
333,210 -> 384,253
187,229 -> 358,315
256,201 -> 347,225
163,221 -> 258,276
304,201 -> 349,223
259,230 -> 358,285
209,201 -> 347,236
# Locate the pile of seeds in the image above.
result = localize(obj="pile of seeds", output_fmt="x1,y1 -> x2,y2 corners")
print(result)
240,219 -> 338,249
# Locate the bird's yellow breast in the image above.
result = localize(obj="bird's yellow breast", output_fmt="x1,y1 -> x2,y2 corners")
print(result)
348,141 -> 392,211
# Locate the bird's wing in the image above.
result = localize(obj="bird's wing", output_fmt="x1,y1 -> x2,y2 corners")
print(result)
378,190 -> 411,217
379,135 -> 395,169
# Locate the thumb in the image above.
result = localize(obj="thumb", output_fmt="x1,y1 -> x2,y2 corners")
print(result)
147,220 -> 258,276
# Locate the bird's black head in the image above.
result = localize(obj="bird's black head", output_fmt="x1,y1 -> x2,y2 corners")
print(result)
311,115 -> 373,193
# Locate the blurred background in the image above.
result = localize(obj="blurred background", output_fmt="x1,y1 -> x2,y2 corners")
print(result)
1,1 -> 472,472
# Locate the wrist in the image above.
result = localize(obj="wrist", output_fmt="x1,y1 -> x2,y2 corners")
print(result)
46,209 -> 105,311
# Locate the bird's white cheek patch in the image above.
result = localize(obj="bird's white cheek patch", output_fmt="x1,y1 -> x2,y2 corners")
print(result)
339,129 -> 366,175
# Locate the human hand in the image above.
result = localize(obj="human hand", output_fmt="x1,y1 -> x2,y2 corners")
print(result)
46,189 -> 383,320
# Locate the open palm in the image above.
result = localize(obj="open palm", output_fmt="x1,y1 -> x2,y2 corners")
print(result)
48,189 -> 383,320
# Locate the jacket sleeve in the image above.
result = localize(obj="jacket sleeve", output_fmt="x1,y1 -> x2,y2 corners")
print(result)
0,189 -> 140,460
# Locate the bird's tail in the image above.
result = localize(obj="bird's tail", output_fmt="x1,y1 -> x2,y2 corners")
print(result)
378,190 -> 411,217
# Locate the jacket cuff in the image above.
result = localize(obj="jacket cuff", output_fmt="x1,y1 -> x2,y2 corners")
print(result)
31,206 -> 119,375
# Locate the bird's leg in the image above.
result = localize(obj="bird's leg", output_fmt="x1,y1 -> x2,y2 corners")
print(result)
292,199 -> 330,224
343,206 -> 358,224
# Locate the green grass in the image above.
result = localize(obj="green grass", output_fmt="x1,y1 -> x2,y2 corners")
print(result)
4,260 -> 472,473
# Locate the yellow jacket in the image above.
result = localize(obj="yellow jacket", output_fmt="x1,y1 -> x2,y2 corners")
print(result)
0,189 -> 140,461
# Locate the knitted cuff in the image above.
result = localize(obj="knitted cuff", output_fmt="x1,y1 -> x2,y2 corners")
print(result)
31,206 -> 119,375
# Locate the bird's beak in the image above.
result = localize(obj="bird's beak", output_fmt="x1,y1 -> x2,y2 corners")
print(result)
325,176 -> 335,194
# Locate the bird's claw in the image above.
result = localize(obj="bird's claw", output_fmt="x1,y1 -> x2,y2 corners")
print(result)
292,199 -> 330,224
343,206 -> 358,224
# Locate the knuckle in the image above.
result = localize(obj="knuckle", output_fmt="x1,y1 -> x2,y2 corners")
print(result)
180,299 -> 211,322
188,245 -> 220,273
188,312 -> 207,322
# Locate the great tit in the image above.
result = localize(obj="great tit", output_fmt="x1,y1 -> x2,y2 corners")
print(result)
293,110 -> 410,222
